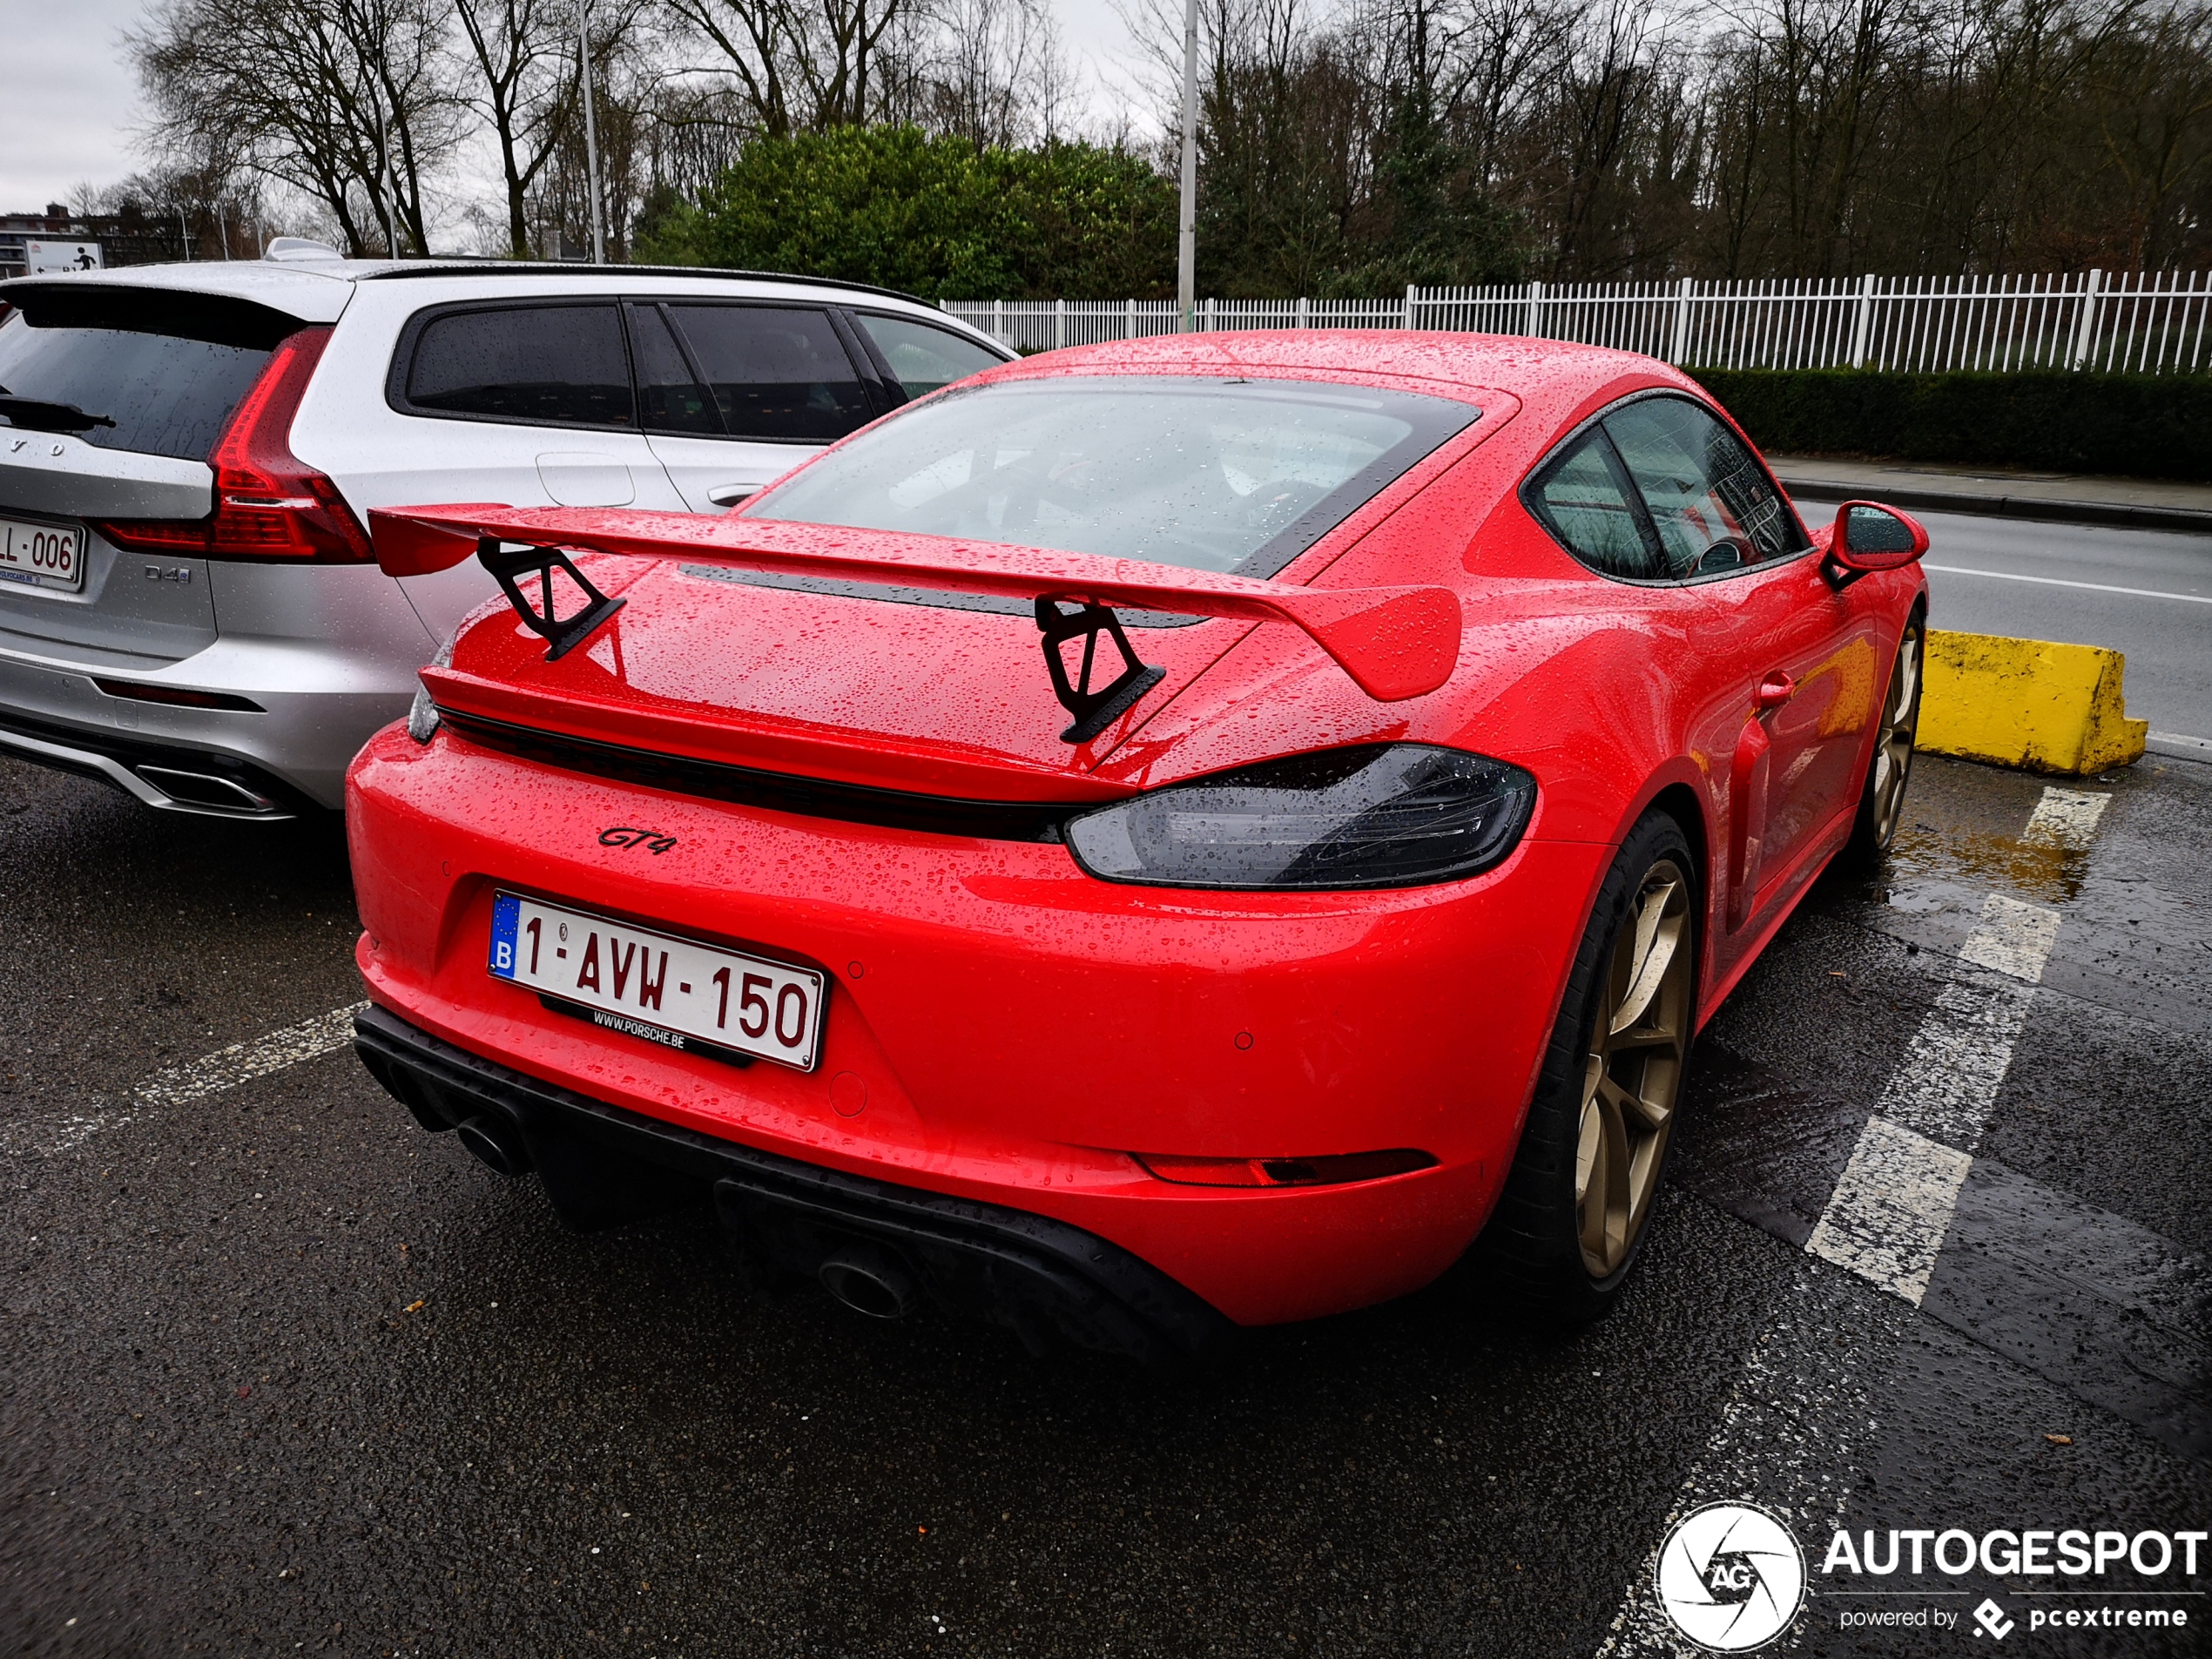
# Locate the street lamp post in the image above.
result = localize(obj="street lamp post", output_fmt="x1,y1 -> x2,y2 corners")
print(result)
579,0 -> 607,264
1177,0 -> 1198,331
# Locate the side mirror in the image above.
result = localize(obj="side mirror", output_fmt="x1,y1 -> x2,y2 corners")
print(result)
1823,501 -> 1927,589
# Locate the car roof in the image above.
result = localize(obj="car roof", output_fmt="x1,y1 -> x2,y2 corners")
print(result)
984,330 -> 1696,428
0,260 -> 949,330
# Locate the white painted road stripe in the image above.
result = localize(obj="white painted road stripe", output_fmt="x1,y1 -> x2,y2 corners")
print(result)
1922,563 -> 2212,604
1955,888 -> 2061,982
1599,787 -> 2107,1655
1804,1116 -> 1974,1303
1,1001 -> 367,1157
2021,786 -> 2112,852
1814,884 -> 2063,1290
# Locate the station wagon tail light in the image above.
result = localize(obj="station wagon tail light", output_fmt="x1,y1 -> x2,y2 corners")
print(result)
1065,744 -> 1536,891
91,327 -> 374,563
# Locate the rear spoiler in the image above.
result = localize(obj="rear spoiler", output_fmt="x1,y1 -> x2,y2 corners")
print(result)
370,505 -> 1460,743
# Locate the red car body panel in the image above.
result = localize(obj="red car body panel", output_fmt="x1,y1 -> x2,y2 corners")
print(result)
346,332 -> 1926,1333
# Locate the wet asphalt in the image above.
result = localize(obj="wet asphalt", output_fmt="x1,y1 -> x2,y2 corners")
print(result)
1,745 -> 2208,1658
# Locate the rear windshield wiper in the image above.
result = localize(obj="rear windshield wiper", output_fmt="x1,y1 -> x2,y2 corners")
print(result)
0,394 -> 117,433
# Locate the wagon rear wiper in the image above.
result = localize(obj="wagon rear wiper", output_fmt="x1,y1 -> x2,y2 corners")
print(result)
0,394 -> 117,432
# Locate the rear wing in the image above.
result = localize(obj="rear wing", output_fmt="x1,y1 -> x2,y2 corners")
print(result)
370,505 -> 1460,744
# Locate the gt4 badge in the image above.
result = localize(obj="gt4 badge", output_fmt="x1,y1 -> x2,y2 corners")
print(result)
600,826 -> 676,854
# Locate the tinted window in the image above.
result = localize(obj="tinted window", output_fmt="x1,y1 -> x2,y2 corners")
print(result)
749,376 -> 1477,577
852,314 -> 1004,399
1602,396 -> 1798,576
628,304 -> 719,435
665,306 -> 871,442
405,304 -> 634,427
1527,430 -> 1659,579
0,309 -> 272,462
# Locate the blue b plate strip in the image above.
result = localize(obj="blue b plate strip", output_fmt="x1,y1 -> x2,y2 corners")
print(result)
488,891 -> 521,978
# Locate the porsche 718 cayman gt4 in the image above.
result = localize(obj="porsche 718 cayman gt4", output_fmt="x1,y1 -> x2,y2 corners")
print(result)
346,332 -> 1929,1361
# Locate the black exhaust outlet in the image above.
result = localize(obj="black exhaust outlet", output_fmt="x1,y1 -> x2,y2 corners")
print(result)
455,1114 -> 532,1177
819,1243 -> 921,1320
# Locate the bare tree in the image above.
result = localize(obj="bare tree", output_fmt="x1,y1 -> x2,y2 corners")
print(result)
132,0 -> 461,256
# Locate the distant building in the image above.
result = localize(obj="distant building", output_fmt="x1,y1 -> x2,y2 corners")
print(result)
1,204 -> 191,279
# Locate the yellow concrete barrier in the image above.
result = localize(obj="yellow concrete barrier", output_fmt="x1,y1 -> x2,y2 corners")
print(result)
1917,630 -> 2148,775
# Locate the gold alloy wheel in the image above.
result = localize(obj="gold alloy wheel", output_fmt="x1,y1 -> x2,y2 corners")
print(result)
1869,626 -> 1923,847
1575,860 -> 1693,1278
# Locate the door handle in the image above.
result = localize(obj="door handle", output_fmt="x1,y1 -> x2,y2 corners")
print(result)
706,482 -> 759,508
1754,671 -> 1796,711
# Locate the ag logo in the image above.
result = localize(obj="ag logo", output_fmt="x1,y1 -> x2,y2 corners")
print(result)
1656,1501 -> 1807,1651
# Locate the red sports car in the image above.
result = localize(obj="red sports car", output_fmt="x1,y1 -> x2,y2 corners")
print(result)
347,333 -> 1928,1361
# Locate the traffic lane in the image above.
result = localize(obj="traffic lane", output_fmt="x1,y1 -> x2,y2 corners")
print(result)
3,1042 -> 1803,1657
1909,509 -> 2212,738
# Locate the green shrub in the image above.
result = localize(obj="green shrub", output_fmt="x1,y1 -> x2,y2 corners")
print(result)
636,126 -> 1176,303
1688,368 -> 2212,482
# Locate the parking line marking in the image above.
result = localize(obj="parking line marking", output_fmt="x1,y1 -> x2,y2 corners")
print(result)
2021,786 -> 2111,853
1805,1116 -> 1973,1304
1599,791 -> 2111,1656
1,1002 -> 367,1157
1921,563 -> 2212,605
1954,889 -> 2061,981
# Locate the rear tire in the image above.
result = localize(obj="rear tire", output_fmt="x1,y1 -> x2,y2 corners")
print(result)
1474,810 -> 1698,1325
1846,613 -> 1925,864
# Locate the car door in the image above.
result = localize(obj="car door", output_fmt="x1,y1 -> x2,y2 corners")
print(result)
1601,395 -> 1880,932
372,298 -> 689,640
634,302 -> 882,513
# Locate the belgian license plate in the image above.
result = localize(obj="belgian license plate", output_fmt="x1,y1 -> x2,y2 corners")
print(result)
0,514 -> 86,593
489,892 -> 826,1072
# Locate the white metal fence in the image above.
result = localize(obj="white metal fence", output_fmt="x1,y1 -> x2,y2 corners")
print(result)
945,271 -> 2212,374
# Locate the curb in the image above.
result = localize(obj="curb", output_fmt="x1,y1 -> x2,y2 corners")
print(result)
1916,631 -> 2148,776
2146,731 -> 2212,765
1779,477 -> 2212,536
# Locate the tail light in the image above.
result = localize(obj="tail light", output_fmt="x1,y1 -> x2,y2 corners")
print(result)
91,327 -> 374,563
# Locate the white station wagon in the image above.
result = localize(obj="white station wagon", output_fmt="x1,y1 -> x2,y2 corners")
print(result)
0,245 -> 1010,818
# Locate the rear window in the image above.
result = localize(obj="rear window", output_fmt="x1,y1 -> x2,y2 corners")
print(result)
401,303 -> 635,427
746,376 -> 1479,577
0,296 -> 281,462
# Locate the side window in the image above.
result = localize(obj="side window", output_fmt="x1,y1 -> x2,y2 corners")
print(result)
1526,428 -> 1661,579
1602,396 -> 1798,577
627,304 -> 720,435
402,304 -> 634,428
664,305 -> 873,442
851,314 -> 1004,399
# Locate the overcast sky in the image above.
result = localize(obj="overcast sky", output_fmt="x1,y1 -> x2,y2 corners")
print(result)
0,1 -> 1157,217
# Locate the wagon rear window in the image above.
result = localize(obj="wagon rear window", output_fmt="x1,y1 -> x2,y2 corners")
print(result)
745,376 -> 1478,578
0,302 -> 276,462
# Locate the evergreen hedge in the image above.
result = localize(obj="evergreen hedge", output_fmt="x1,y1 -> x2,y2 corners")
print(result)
1687,368 -> 2212,482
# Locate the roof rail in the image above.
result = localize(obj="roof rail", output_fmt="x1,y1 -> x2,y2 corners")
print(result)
354,260 -> 932,308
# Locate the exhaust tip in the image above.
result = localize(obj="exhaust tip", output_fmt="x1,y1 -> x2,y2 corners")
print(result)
455,1114 -> 531,1177
819,1243 -> 920,1320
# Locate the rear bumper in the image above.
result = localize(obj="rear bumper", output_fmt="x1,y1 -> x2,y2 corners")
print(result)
348,723 -> 1608,1326
354,1001 -> 1236,1365
0,700 -> 307,817
0,560 -> 434,813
